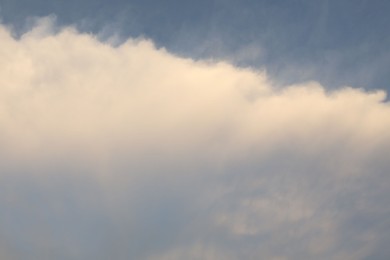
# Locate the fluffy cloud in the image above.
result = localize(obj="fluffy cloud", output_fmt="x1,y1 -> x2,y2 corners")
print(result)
1,19 -> 390,259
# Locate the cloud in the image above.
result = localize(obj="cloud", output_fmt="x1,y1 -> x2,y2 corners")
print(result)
1,18 -> 390,259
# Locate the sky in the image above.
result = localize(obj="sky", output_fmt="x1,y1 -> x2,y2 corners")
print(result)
0,1 -> 389,259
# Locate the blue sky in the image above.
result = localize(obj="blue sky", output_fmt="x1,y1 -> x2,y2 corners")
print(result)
2,0 -> 390,90
1,1 -> 390,259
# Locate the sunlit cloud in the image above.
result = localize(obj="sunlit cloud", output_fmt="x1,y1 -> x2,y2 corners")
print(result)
1,19 -> 390,259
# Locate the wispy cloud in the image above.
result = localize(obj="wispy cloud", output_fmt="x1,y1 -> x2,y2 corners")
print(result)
1,19 -> 390,259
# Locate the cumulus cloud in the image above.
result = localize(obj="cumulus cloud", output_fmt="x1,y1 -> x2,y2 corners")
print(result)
1,18 -> 390,259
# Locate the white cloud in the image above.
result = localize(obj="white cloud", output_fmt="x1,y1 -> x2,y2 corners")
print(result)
1,19 -> 390,259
